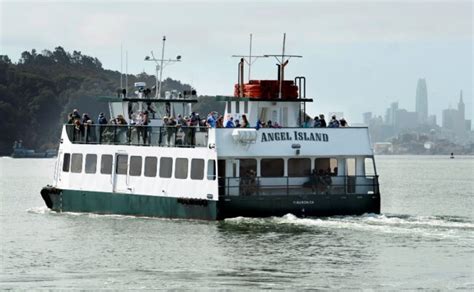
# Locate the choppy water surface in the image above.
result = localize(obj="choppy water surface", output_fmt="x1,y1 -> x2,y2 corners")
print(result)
1,156 -> 473,289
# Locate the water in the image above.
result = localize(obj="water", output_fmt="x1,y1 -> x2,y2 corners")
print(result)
1,156 -> 473,289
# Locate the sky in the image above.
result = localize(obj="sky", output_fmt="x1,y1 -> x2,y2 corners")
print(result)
1,0 -> 472,124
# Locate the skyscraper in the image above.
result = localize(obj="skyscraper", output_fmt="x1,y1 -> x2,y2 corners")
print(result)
415,78 -> 428,123
458,90 -> 465,122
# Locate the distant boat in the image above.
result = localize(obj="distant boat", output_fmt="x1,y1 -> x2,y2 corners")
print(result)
11,140 -> 57,158
450,152 -> 455,159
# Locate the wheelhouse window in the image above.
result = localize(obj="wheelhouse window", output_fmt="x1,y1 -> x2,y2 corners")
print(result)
239,159 -> 257,178
346,158 -> 356,176
101,154 -> 113,174
71,153 -> 83,173
190,159 -> 204,180
364,157 -> 375,176
261,158 -> 284,177
144,157 -> 157,177
207,159 -> 216,180
315,158 -> 338,175
288,158 -> 311,177
175,158 -> 188,179
235,101 -> 240,114
116,154 -> 128,175
159,157 -> 173,178
85,154 -> 97,174
129,156 -> 142,177
62,153 -> 70,172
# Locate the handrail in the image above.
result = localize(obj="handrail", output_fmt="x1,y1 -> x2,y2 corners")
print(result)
219,175 -> 380,197
65,124 -> 209,148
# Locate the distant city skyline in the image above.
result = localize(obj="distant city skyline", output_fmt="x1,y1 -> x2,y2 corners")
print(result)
1,0 -> 472,123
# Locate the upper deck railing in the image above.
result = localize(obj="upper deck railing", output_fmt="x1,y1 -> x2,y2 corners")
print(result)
65,124 -> 209,147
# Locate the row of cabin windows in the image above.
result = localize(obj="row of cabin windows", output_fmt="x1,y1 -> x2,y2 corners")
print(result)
238,157 -> 375,177
62,153 -> 216,180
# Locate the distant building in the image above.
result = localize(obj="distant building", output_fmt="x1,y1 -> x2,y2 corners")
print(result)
394,109 -> 418,129
415,78 -> 428,123
384,102 -> 398,126
442,108 -> 458,131
363,112 -> 372,125
442,90 -> 469,137
427,115 -> 437,126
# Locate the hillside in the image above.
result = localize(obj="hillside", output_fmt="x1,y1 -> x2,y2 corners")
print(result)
0,47 -> 214,156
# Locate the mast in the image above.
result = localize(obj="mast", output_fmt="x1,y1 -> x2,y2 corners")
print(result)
145,36 -> 181,99
232,33 -> 266,83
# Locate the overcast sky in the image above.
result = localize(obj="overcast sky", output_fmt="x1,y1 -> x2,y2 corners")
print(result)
1,0 -> 472,123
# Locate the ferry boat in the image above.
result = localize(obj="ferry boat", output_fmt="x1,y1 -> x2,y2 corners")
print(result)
40,36 -> 380,220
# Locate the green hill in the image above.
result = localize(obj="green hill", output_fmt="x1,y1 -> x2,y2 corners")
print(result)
0,47 -> 210,156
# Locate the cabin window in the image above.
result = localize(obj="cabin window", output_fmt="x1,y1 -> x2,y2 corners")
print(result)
129,156 -> 142,176
101,154 -> 113,174
191,159 -> 205,180
62,153 -> 71,172
244,101 -> 248,113
282,107 -> 288,126
175,158 -> 188,179
315,158 -> 338,175
346,158 -> 356,176
261,158 -> 284,177
239,159 -> 257,178
85,154 -> 97,174
116,154 -> 128,175
364,158 -> 375,176
159,157 -> 173,178
288,158 -> 311,177
144,157 -> 157,177
71,153 -> 83,173
235,101 -> 240,114
227,101 -> 232,113
207,159 -> 216,180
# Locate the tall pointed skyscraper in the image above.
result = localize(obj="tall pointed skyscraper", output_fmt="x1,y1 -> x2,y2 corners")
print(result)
415,78 -> 428,123
458,90 -> 465,122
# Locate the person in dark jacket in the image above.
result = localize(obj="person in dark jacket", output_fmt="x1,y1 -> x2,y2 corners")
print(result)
319,114 -> 327,127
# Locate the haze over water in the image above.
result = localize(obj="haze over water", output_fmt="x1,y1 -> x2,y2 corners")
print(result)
0,156 -> 473,290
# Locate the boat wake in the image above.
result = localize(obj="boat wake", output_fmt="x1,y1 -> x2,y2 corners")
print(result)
224,213 -> 474,240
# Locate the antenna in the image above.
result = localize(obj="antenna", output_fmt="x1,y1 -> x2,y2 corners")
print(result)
232,33 -> 266,82
120,44 -> 123,89
125,50 -> 128,98
144,36 -> 182,98
264,33 -> 302,98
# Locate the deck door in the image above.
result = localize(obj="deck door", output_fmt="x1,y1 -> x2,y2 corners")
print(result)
113,153 -> 129,193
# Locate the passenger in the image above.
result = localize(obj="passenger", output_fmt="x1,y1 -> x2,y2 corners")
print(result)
142,111 -> 150,144
73,119 -> 84,142
241,114 -> 250,128
67,113 -> 75,124
115,114 -> 128,143
82,113 -> 91,124
255,119 -> 263,130
313,116 -> 321,128
216,115 -> 224,128
225,116 -> 235,128
234,119 -> 241,128
267,120 -> 273,128
333,167 -> 338,176
318,169 -> 331,193
72,109 -> 81,120
340,118 -> 348,127
207,112 -> 216,128
85,120 -> 96,143
328,115 -> 340,128
319,114 -> 327,127
165,116 -> 177,146
97,112 -> 107,125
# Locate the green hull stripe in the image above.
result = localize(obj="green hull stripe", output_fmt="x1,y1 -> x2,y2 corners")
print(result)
50,190 -> 217,220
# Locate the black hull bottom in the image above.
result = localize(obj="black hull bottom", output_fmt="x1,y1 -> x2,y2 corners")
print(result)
217,194 -> 380,219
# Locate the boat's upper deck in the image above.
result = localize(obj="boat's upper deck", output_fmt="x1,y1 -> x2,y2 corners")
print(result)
62,124 -> 373,157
